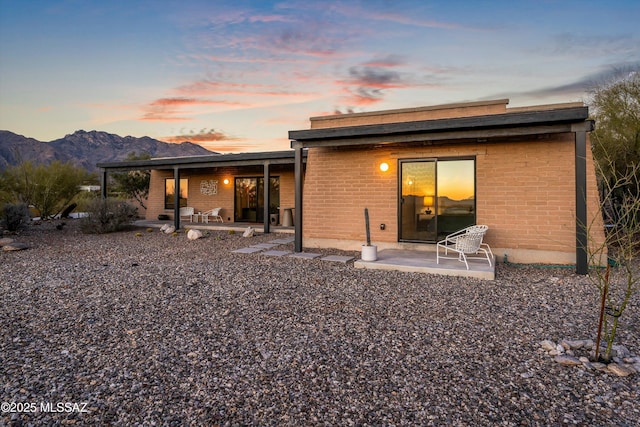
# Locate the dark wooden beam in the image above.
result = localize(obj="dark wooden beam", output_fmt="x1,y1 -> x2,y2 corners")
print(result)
575,130 -> 588,275
174,167 -> 181,230
100,169 -> 108,199
294,146 -> 304,252
263,161 -> 270,234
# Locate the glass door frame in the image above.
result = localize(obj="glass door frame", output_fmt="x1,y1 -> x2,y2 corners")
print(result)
234,176 -> 280,223
397,157 -> 477,243
398,158 -> 437,243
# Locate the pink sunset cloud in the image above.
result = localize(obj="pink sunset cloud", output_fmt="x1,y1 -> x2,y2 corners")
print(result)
161,128 -> 238,143
140,97 -> 247,121
160,128 -> 265,152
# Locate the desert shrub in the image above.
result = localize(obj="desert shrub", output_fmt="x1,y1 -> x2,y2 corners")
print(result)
1,203 -> 30,232
1,160 -> 95,219
80,198 -> 138,234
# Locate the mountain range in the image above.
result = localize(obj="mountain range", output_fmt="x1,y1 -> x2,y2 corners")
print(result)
0,130 -> 216,171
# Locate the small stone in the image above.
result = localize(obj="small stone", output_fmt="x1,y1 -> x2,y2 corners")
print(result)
579,356 -> 590,363
164,225 -> 176,234
555,344 -> 565,354
242,227 -> 255,237
554,355 -> 582,366
563,339 -> 585,350
613,345 -> 631,358
591,362 -> 608,371
540,340 -> 556,351
607,363 -> 634,377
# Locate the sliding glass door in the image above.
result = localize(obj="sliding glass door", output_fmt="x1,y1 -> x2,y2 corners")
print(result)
234,177 -> 279,222
399,159 -> 475,242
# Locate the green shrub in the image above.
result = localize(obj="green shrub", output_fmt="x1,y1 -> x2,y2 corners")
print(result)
1,203 -> 30,232
80,198 -> 138,234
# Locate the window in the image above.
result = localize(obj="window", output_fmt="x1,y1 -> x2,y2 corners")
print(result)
165,178 -> 188,209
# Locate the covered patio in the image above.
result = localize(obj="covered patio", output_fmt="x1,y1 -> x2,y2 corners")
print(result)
98,150 -> 306,234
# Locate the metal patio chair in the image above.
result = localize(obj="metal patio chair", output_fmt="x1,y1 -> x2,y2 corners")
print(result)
179,207 -> 195,222
201,207 -> 223,223
436,225 -> 493,269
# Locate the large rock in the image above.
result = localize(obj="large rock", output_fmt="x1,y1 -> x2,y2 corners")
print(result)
242,227 -> 254,238
187,229 -> 203,240
2,242 -> 30,251
0,238 -> 15,246
163,225 -> 176,234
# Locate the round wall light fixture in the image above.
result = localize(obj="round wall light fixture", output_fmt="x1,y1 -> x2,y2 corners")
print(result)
379,162 -> 389,172
223,178 -> 230,185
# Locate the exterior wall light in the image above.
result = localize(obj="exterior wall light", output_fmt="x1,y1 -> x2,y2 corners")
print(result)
223,178 -> 230,185
379,162 -> 389,172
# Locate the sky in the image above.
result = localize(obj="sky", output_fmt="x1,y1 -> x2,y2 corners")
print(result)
1,0 -> 639,153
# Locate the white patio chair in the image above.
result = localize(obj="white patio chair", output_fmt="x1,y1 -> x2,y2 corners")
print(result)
436,225 -> 493,269
201,207 -> 223,223
179,207 -> 195,222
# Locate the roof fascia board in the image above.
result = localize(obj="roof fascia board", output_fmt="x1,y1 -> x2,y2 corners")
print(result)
292,122 -> 590,149
97,150 -> 305,171
288,107 -> 589,144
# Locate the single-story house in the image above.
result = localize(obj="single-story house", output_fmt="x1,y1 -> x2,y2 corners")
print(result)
288,99 -> 605,274
97,151 -> 305,233
98,98 -> 605,275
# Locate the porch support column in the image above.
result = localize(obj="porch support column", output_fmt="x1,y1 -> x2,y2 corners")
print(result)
263,161 -> 271,234
574,127 -> 588,275
293,144 -> 304,252
100,169 -> 108,199
174,167 -> 181,230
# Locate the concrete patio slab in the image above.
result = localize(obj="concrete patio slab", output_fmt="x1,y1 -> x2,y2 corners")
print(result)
262,250 -> 291,257
354,249 -> 495,280
232,247 -> 264,254
321,255 -> 355,263
251,243 -> 279,249
288,252 -> 322,259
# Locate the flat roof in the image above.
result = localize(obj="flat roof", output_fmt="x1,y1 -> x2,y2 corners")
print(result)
289,105 -> 592,149
97,150 -> 306,171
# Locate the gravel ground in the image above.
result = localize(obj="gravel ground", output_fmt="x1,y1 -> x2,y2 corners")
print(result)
1,220 -> 639,426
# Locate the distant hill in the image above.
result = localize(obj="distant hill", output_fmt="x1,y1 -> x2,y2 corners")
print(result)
0,130 -> 217,171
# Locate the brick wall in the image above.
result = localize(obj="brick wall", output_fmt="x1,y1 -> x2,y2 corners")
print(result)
146,167 -> 296,224
302,134 -> 605,264
310,99 -> 509,129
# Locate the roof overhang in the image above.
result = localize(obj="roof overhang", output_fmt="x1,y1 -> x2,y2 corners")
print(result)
97,150 -> 306,172
289,106 -> 594,149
